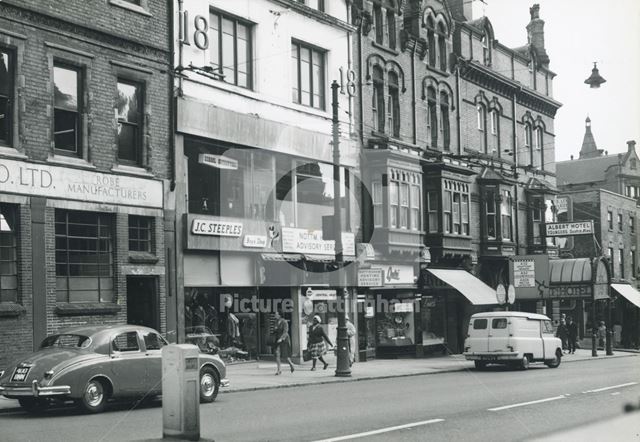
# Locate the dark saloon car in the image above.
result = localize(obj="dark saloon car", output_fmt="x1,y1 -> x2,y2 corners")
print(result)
0,325 -> 228,413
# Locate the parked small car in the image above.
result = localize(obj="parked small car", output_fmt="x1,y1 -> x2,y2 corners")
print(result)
0,324 -> 229,413
463,312 -> 562,370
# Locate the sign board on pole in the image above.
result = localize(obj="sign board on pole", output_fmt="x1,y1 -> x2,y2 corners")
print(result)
545,221 -> 593,237
513,259 -> 536,288
509,255 -> 549,300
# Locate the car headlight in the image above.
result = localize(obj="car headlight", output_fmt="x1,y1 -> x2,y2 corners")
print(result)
44,370 -> 54,380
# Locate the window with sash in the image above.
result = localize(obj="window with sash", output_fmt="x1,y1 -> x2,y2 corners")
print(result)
0,48 -> 14,146
388,171 -> 421,231
389,181 -> 399,228
437,22 -> 447,71
387,9 -> 396,50
443,190 -> 452,234
0,204 -> 18,304
372,66 -> 385,133
374,5 -> 383,45
427,87 -> 437,148
116,79 -> 143,165
53,63 -> 82,156
128,215 -> 153,253
373,181 -> 383,227
501,190 -> 512,240
486,190 -> 497,239
210,11 -> 252,88
477,104 -> 487,153
387,72 -> 400,137
427,191 -> 438,233
291,41 -> 324,109
440,92 -> 450,150
410,184 -> 420,231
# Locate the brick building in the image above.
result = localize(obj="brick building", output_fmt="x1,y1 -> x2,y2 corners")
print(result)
0,0 -> 171,368
556,120 -> 640,348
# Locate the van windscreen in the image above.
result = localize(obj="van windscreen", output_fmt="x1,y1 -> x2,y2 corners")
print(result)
473,319 -> 488,330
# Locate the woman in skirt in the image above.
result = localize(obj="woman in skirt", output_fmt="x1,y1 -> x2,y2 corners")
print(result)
308,315 -> 333,370
273,311 -> 294,375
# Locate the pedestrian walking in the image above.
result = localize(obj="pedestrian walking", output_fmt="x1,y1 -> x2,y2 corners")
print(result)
556,318 -> 568,352
273,311 -> 294,375
307,315 -> 333,371
566,316 -> 578,354
597,321 -> 606,349
346,315 -> 356,366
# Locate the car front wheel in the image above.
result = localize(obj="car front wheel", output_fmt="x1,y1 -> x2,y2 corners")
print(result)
78,378 -> 107,413
199,366 -> 219,403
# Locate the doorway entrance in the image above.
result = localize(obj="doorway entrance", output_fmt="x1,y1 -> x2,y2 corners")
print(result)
126,276 -> 159,330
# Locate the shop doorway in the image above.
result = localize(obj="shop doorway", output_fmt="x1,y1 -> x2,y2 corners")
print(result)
126,276 -> 159,330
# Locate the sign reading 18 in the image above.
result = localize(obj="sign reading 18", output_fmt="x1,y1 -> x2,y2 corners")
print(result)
180,11 -> 209,50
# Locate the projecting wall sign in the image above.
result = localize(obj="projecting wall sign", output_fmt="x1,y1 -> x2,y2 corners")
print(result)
545,221 -> 593,237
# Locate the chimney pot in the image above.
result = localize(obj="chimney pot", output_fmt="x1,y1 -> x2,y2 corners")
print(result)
570,155 -> 574,160
628,140 -> 637,152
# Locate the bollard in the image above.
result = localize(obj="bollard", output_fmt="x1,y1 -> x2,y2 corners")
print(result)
162,344 -> 200,441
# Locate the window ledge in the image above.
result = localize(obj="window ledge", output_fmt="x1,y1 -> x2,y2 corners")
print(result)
108,0 -> 152,17
425,65 -> 450,77
129,252 -> 159,264
0,146 -> 27,160
55,303 -> 121,316
111,164 -> 154,178
0,303 -> 26,317
371,41 -> 400,57
47,154 -> 96,170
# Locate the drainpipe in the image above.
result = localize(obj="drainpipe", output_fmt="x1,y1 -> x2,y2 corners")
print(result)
512,89 -> 520,254
455,61 -> 462,156
169,0 -> 177,191
411,40 -> 417,146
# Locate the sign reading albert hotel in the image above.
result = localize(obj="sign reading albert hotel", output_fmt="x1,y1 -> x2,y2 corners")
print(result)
0,158 -> 163,208
545,221 -> 593,237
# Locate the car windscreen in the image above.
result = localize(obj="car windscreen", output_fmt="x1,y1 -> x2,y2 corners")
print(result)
41,334 -> 92,349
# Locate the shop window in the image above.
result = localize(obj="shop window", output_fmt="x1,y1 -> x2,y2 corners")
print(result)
410,184 -> 420,231
372,181 -> 383,227
473,318 -> 487,329
292,41 -> 324,110
387,9 -> 396,50
427,191 -> 439,233
485,191 -> 497,239
373,5 -> 383,45
387,72 -> 400,137
427,87 -> 437,148
501,190 -> 513,241
0,48 -> 14,146
426,16 -> 436,68
128,215 -> 153,253
55,210 -> 114,304
477,104 -> 487,153
372,65 -> 385,133
116,79 -> 143,165
617,213 -> 623,232
53,63 -> 82,156
607,211 -> 613,230
437,22 -> 447,71
210,11 -> 252,89
0,204 -> 18,303
440,92 -> 450,150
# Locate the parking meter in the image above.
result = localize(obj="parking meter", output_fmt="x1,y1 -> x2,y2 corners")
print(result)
162,344 -> 200,441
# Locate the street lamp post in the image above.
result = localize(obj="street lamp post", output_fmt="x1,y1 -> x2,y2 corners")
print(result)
331,80 -> 351,377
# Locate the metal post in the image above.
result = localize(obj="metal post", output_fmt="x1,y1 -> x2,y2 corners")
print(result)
331,81 -> 351,377
591,293 -> 598,357
606,293 -> 613,355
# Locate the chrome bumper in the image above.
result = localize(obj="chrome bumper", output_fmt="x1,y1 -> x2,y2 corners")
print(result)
0,380 -> 71,397
464,352 -> 519,361
220,378 -> 230,388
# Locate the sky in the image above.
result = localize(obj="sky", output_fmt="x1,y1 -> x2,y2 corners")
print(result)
472,0 -> 640,161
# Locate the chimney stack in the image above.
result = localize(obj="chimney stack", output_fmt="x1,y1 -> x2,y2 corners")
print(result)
526,4 -> 550,67
627,140 -> 637,153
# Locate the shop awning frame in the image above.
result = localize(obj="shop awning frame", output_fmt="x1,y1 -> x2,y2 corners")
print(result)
611,284 -> 640,308
260,253 -> 304,262
426,269 -> 498,305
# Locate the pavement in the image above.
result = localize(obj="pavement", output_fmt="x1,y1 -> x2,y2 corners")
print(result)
0,348 -> 636,413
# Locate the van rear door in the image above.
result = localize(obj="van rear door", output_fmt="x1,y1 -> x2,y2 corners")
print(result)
488,317 -> 510,353
467,317 -> 490,352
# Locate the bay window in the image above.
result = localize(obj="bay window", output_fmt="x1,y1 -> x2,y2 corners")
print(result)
373,181 -> 383,227
390,181 -> 399,228
399,183 -> 409,229
427,191 -> 438,233
410,184 -> 420,231
443,190 -> 452,233
387,171 -> 422,231
452,193 -> 460,234
501,190 -> 512,241
485,190 -> 497,239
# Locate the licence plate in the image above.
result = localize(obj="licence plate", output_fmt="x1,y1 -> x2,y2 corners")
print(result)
12,367 -> 31,382
480,356 -> 498,361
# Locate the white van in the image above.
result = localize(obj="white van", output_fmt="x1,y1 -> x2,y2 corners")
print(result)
463,312 -> 562,370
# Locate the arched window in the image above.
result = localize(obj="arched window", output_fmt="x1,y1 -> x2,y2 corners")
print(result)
440,91 -> 450,150
524,123 -> 533,166
388,71 -> 400,137
490,109 -> 499,153
534,126 -> 544,170
477,104 -> 487,153
387,9 -> 396,50
482,32 -> 491,66
374,4 -> 383,45
437,22 -> 447,72
427,87 -> 437,148
372,66 -> 385,132
426,16 -> 436,68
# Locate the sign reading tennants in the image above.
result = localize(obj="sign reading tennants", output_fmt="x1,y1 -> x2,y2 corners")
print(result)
0,158 -> 163,208
545,221 -> 593,237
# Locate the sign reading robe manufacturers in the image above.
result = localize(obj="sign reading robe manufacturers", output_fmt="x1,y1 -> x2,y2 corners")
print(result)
0,158 -> 163,208
281,228 -> 355,256
545,221 -> 593,237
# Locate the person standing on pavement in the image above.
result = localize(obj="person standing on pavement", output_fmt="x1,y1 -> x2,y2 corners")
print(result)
273,310 -> 294,375
597,321 -> 607,349
556,318 -> 568,352
566,316 -> 578,354
308,315 -> 333,371
346,315 -> 356,366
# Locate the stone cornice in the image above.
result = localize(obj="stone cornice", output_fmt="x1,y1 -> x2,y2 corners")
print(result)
269,0 -> 356,32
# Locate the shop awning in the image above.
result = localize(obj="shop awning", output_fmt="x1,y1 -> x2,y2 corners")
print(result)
426,269 -> 497,305
549,258 -> 592,285
611,284 -> 640,308
260,253 -> 303,262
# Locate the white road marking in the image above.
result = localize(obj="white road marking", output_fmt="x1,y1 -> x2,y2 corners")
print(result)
582,382 -> 638,394
611,392 -> 621,396
314,418 -> 445,442
488,395 -> 566,411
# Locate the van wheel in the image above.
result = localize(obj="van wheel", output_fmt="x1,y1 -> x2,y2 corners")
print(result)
519,355 -> 530,370
474,361 -> 487,370
546,349 -> 562,368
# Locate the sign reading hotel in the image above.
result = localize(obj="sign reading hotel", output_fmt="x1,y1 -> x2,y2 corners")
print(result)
0,158 -> 162,208
513,259 -> 535,288
545,221 -> 593,237
191,219 -> 243,237
281,228 -> 355,256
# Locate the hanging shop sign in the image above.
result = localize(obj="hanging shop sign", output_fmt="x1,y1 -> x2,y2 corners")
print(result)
281,227 -> 355,256
242,235 -> 267,248
357,268 -> 384,287
0,158 -> 163,208
545,221 -> 593,237
198,154 -> 238,170
191,219 -> 243,237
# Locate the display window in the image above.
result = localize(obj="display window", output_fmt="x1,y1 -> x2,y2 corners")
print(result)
376,300 -> 415,347
420,296 -> 446,347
